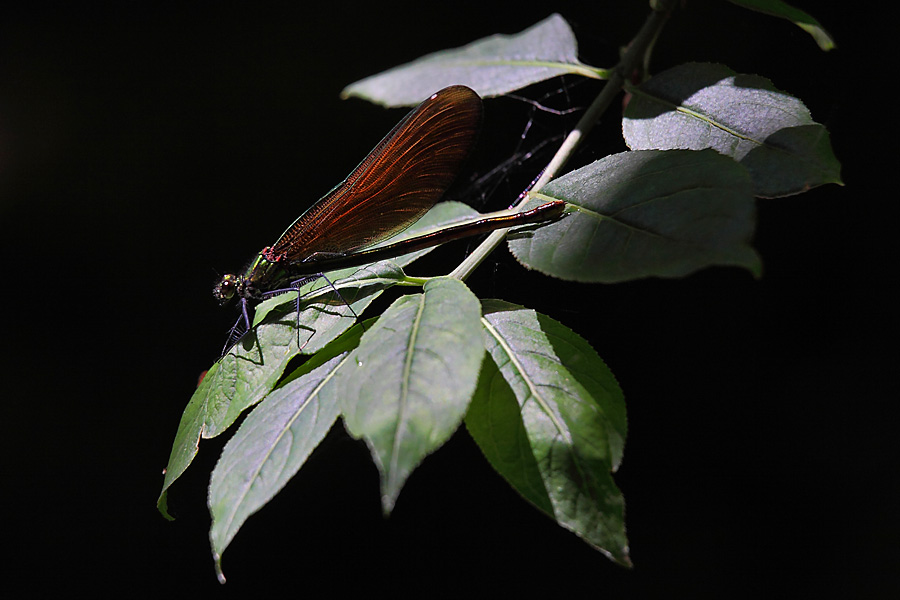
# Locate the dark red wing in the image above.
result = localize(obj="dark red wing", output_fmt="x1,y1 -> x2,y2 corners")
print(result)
271,85 -> 483,260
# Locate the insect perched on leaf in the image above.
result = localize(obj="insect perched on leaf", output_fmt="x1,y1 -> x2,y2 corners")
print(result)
213,85 -> 564,352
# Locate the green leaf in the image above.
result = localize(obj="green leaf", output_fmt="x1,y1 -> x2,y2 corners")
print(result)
510,149 -> 760,282
623,62 -> 842,197
467,300 -> 629,565
158,271 -> 390,517
466,356 -> 554,516
727,0 -> 835,50
341,14 -> 603,107
159,202 -> 479,514
165,200 -> 499,538
158,318 -> 302,517
338,278 -> 484,513
209,324 -> 365,583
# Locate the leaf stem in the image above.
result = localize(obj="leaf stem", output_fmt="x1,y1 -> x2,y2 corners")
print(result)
398,275 -> 431,286
450,0 -> 676,281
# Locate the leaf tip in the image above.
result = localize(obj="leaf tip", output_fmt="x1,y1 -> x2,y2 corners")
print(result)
340,86 -> 365,102
214,553 -> 227,585
157,491 -> 175,521
380,492 -> 397,517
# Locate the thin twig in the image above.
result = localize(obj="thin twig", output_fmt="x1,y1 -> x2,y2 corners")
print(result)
450,0 -> 675,281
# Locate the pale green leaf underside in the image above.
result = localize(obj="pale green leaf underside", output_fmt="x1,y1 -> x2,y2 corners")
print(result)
510,149 -> 760,282
728,0 -> 835,50
341,13 -> 602,107
623,62 -> 842,198
338,278 -> 485,513
467,300 -> 629,565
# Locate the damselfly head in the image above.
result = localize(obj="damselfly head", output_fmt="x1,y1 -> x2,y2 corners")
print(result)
213,273 -> 239,305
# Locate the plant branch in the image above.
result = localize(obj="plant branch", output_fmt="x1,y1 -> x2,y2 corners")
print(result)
450,0 -> 675,281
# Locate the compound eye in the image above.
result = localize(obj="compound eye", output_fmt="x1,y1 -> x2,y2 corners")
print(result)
213,274 -> 237,303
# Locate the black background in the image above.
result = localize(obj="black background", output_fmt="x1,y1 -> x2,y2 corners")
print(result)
3,2 -> 893,597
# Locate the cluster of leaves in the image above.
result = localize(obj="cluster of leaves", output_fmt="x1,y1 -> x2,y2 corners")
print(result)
160,1 -> 840,583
